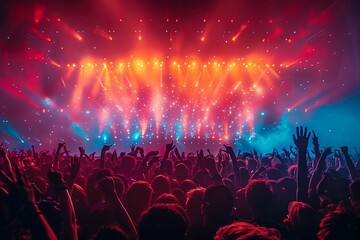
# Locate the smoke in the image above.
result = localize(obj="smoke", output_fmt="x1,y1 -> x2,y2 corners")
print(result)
251,117 -> 293,154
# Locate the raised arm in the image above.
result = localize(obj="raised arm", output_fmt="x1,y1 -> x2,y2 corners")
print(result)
292,126 -> 311,203
159,141 -> 175,175
136,146 -> 145,159
175,147 -> 184,161
100,144 -> 112,169
341,146 -> 358,180
273,148 -> 287,167
54,143 -> 65,171
135,150 -> 159,180
290,146 -> 297,158
0,166 -> 57,240
48,171 -> 78,240
79,147 -> 93,164
63,145 -> 71,158
97,176 -> 138,239
282,147 -> 292,165
67,156 -> 81,194
204,155 -> 222,185
309,147 -> 332,191
0,146 -> 14,179
311,131 -> 321,166
223,145 -> 243,189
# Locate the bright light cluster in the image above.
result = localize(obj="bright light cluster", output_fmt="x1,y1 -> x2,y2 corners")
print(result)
61,56 -> 283,144
0,0 -> 359,151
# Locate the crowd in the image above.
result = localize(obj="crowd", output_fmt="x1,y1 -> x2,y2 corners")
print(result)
0,126 -> 359,239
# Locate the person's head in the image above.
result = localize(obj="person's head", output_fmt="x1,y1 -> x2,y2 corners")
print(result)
265,168 -> 283,181
234,188 -> 252,220
214,221 -> 281,240
193,170 -> 212,188
285,201 -> 319,238
261,157 -> 272,168
173,163 -> 189,182
247,158 -> 258,173
317,173 -> 350,204
245,180 -> 272,218
138,204 -> 188,240
180,179 -> 197,193
114,174 -> 129,193
276,177 -> 297,197
112,176 -> 125,198
155,193 -> 179,205
222,178 -> 236,194
318,210 -> 360,240
93,225 -> 128,240
95,168 -> 113,181
151,175 -> 171,199
185,187 -> 206,226
239,167 -> 250,188
126,181 -> 153,223
121,155 -> 136,174
271,177 -> 297,221
202,185 -> 233,227
172,188 -> 186,207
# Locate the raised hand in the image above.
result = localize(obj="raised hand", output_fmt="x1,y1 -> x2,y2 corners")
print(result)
273,148 -> 280,157
48,170 -> 66,189
145,150 -> 159,159
54,142 -> 65,171
102,144 -> 112,152
0,165 -> 35,208
312,130 -> 319,146
58,142 -> 66,149
334,149 -> 341,158
340,146 -> 348,154
290,146 -> 295,153
293,126 -> 310,203
147,155 -> 161,167
135,146 -> 144,154
198,149 -> 204,159
165,141 -> 176,152
323,147 -> 332,156
1,166 -> 58,239
64,145 -> 71,154
97,176 -> 138,239
79,146 -> 85,156
292,126 -> 311,152
174,147 -> 183,160
282,147 -> 290,156
252,149 -> 258,158
0,146 -> 7,157
0,145 -> 12,170
340,146 -> 358,180
69,156 -> 81,178
100,144 -> 112,169
130,144 -> 136,153
223,144 -> 235,156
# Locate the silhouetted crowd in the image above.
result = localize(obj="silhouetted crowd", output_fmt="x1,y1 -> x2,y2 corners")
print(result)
0,126 -> 359,239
